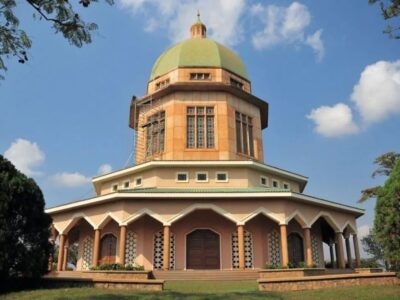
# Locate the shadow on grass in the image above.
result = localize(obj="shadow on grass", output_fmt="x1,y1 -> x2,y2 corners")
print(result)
51,291 -> 284,300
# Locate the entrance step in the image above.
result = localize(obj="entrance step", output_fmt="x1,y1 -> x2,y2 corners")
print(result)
152,270 -> 259,281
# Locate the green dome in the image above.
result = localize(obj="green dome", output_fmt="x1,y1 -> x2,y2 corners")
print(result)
150,38 -> 249,81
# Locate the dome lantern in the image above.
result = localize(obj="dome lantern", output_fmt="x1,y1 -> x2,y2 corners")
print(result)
190,11 -> 206,38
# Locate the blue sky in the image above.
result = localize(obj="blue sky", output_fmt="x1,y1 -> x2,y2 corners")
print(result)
1,0 -> 399,243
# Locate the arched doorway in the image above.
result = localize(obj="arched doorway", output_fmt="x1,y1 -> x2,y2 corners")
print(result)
186,229 -> 220,269
288,233 -> 304,266
100,234 -> 117,265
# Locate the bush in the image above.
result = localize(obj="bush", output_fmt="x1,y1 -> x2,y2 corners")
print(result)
359,258 -> 380,268
264,263 -> 283,269
90,263 -> 144,271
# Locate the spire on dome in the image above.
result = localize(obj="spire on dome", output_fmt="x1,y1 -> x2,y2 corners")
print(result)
190,11 -> 207,38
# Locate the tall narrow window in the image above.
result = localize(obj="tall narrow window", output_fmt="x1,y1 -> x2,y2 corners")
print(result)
186,106 -> 214,149
144,111 -> 165,157
187,107 -> 195,148
235,111 -> 255,157
235,112 -> 242,153
248,117 -> 254,157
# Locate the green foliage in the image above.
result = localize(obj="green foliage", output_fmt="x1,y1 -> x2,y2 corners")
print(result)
0,155 -> 52,281
0,0 -> 114,80
263,263 -> 283,269
369,0 -> 400,38
361,230 -> 388,269
359,151 -> 400,202
359,258 -> 381,268
89,263 -> 145,271
374,160 -> 400,271
67,243 -> 79,268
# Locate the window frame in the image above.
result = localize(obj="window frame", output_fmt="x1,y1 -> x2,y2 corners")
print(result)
144,110 -> 166,157
235,111 -> 255,157
195,171 -> 209,183
215,172 -> 229,183
175,172 -> 189,183
186,106 -> 215,149
272,179 -> 280,188
112,183 -> 118,192
260,176 -> 269,187
134,177 -> 143,187
282,182 -> 290,190
123,180 -> 131,189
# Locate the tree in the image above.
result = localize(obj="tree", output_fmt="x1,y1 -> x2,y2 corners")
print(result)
374,159 -> 400,271
361,230 -> 389,269
369,0 -> 400,38
0,0 -> 114,80
358,152 -> 400,202
0,155 -> 52,281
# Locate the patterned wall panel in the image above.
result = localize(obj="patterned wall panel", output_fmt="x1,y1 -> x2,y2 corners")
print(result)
268,230 -> 281,266
231,231 -> 253,269
125,231 -> 137,265
311,234 -> 320,267
82,236 -> 93,270
153,231 -> 175,270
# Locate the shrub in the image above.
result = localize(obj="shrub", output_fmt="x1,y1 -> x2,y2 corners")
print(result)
359,258 -> 380,268
264,263 -> 283,269
90,263 -> 144,271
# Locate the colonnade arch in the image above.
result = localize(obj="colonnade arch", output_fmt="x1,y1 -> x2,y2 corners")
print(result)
49,204 -> 360,271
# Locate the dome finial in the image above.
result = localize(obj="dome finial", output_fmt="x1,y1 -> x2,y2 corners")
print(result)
197,9 -> 201,22
190,10 -> 207,38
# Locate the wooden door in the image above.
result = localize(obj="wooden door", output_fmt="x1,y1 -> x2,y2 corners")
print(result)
100,234 -> 117,265
288,233 -> 304,266
187,229 -> 220,269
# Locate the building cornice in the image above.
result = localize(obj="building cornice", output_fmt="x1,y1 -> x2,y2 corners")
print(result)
91,160 -> 308,190
45,189 -> 364,217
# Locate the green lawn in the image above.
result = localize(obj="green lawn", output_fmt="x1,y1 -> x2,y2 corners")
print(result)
1,281 -> 400,300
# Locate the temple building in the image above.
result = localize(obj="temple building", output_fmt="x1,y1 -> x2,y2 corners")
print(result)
46,15 -> 364,272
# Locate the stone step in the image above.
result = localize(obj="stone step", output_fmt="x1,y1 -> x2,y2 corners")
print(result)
153,270 -> 260,281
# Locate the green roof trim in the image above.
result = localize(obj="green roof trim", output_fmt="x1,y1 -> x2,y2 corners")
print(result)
150,38 -> 249,80
119,187 -> 288,193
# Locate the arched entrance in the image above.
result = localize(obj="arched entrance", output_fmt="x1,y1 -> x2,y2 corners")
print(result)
186,229 -> 220,269
100,234 -> 117,265
288,233 -> 304,266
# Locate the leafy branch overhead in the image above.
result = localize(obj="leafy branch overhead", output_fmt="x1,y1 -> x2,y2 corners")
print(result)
358,152 -> 400,202
369,0 -> 400,38
0,0 -> 114,80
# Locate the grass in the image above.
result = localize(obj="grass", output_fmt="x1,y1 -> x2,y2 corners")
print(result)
1,281 -> 400,300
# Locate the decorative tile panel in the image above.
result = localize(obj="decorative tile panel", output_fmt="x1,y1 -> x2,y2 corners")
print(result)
268,230 -> 281,266
125,231 -> 137,265
153,231 -> 175,269
311,234 -> 320,266
231,231 -> 253,269
82,236 -> 93,270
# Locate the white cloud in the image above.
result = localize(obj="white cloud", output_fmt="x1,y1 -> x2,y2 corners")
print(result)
307,103 -> 359,138
306,29 -> 324,62
98,164 -> 112,175
351,60 -> 400,124
4,139 -> 45,176
357,224 -> 371,239
251,2 -> 324,61
49,172 -> 91,188
119,0 -> 246,46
